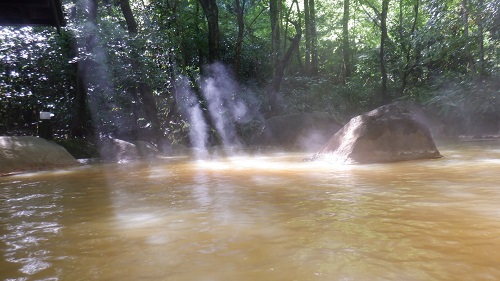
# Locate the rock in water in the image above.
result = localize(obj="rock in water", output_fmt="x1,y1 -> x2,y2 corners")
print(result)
0,136 -> 79,175
311,102 -> 442,164
98,138 -> 159,162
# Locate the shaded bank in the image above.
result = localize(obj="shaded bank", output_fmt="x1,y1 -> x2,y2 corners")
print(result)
251,112 -> 343,151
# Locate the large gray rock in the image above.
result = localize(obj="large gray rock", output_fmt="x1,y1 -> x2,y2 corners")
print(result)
99,138 -> 159,162
251,112 -> 343,151
0,136 -> 79,175
311,102 -> 442,164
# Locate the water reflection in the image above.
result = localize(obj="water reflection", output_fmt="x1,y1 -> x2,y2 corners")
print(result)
1,142 -> 500,280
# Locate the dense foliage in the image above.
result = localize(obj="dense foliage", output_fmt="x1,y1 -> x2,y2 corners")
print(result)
1,0 -> 499,145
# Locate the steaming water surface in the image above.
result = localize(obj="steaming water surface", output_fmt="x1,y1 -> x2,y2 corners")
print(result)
2,142 -> 500,280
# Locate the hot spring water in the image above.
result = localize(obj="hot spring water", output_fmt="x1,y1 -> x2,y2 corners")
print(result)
1,141 -> 500,280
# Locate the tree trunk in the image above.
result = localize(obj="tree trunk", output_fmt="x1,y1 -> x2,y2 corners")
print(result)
341,0 -> 351,83
400,0 -> 419,94
309,0 -> 318,75
304,0 -> 311,73
268,0 -> 281,114
199,0 -> 220,63
119,0 -> 138,34
234,0 -> 245,76
477,0 -> 485,79
461,0 -> 475,73
70,57 -> 91,138
137,82 -> 162,140
268,20 -> 302,115
270,0 -> 281,70
118,0 -> 140,139
380,0 -> 390,104
69,0 -> 98,138
119,0 -> 162,142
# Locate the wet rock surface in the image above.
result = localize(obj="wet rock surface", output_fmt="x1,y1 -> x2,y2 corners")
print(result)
311,102 -> 442,164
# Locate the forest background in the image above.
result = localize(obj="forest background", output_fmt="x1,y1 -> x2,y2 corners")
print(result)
1,0 -> 499,149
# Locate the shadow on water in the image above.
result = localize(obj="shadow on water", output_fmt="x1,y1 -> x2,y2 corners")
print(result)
1,141 -> 500,280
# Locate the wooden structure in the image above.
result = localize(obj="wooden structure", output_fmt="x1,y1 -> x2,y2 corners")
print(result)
0,0 -> 65,31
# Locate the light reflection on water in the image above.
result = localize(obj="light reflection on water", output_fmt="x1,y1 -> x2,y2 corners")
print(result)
1,142 -> 500,280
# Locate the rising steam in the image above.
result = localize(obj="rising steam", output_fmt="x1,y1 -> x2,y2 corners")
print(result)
201,63 -> 247,148
175,76 -> 209,159
175,63 -> 256,159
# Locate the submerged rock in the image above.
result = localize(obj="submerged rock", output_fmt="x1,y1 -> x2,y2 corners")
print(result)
311,102 -> 442,164
251,112 -> 343,151
0,136 -> 79,175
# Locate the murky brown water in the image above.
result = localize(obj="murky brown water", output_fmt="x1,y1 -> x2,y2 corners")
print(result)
1,141 -> 500,281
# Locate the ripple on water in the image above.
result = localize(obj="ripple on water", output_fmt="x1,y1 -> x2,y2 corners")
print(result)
6,193 -> 51,202
18,258 -> 52,275
0,179 -> 63,280
2,144 -> 500,280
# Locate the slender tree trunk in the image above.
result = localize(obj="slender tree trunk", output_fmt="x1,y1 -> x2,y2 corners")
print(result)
282,22 -> 302,67
401,0 -> 419,94
234,0 -> 246,77
270,0 -> 281,71
69,0 -> 98,138
341,0 -> 351,83
199,0 -> 220,63
119,0 -> 138,34
164,1 -> 180,138
461,0 -> 475,73
87,0 -> 98,24
70,56 -> 91,138
119,0 -> 162,142
268,20 -> 302,115
310,0 -> 318,75
477,0 -> 485,79
119,0 -> 140,139
160,1 -> 221,145
380,0 -> 390,104
304,0 -> 311,73
268,0 -> 281,114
